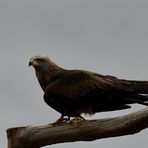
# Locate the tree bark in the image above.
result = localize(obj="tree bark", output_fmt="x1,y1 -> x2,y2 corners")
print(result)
7,107 -> 148,148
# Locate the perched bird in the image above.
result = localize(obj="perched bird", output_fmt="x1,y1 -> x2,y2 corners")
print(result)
29,55 -> 148,126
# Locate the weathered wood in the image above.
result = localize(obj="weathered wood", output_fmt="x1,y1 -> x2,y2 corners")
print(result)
7,107 -> 148,148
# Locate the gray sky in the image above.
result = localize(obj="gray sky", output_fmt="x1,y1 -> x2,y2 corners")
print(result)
1,0 -> 148,147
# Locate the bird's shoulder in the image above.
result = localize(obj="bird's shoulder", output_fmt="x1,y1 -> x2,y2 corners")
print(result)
48,69 -> 120,91
52,69 -> 94,82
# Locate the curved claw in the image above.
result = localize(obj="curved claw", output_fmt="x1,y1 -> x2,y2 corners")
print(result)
70,116 -> 86,127
53,115 -> 70,126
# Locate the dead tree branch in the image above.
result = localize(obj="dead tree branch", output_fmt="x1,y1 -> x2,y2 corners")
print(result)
7,107 -> 148,148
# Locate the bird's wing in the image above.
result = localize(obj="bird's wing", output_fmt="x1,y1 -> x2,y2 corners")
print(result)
44,70 -> 131,109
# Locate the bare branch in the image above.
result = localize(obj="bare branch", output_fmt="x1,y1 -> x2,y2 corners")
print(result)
7,107 -> 148,148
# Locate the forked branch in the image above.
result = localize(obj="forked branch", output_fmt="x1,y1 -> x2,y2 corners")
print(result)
7,107 -> 148,148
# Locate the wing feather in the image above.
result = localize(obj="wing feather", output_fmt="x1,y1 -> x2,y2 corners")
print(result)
44,71 -> 131,109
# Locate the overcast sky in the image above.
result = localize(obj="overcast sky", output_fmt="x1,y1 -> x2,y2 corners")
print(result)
1,0 -> 148,148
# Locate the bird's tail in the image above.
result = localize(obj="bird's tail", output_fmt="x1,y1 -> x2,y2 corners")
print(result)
129,80 -> 148,94
126,80 -> 148,106
126,94 -> 148,106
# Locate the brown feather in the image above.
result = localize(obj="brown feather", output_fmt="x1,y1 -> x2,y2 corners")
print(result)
29,55 -> 148,118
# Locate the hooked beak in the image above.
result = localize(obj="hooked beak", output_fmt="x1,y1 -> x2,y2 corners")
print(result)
29,58 -> 35,66
29,59 -> 38,67
29,61 -> 33,66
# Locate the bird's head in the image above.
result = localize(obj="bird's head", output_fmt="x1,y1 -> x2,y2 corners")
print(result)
29,55 -> 61,91
29,55 -> 49,68
29,55 -> 61,71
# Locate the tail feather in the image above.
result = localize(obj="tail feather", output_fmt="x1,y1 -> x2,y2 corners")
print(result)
129,80 -> 148,94
126,94 -> 148,106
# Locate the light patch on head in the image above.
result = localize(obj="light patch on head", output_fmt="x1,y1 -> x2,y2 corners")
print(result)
29,54 -> 59,69
30,54 -> 49,61
29,54 -> 50,67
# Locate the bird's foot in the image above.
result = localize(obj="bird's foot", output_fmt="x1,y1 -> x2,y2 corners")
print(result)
52,116 -> 70,126
70,116 -> 86,128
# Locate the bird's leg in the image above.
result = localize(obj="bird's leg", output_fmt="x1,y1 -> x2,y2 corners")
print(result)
53,115 -> 70,126
70,115 -> 86,127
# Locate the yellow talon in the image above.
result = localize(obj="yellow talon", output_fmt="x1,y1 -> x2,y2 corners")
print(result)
70,116 -> 85,127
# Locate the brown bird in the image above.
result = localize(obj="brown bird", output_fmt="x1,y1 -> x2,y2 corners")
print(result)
29,55 -> 148,126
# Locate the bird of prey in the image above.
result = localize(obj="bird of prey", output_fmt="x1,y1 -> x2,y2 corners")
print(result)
29,55 -> 148,126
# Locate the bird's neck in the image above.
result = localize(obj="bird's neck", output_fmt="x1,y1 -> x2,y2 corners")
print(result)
35,66 -> 61,92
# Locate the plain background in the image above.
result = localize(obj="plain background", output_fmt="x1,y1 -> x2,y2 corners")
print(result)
1,0 -> 148,147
